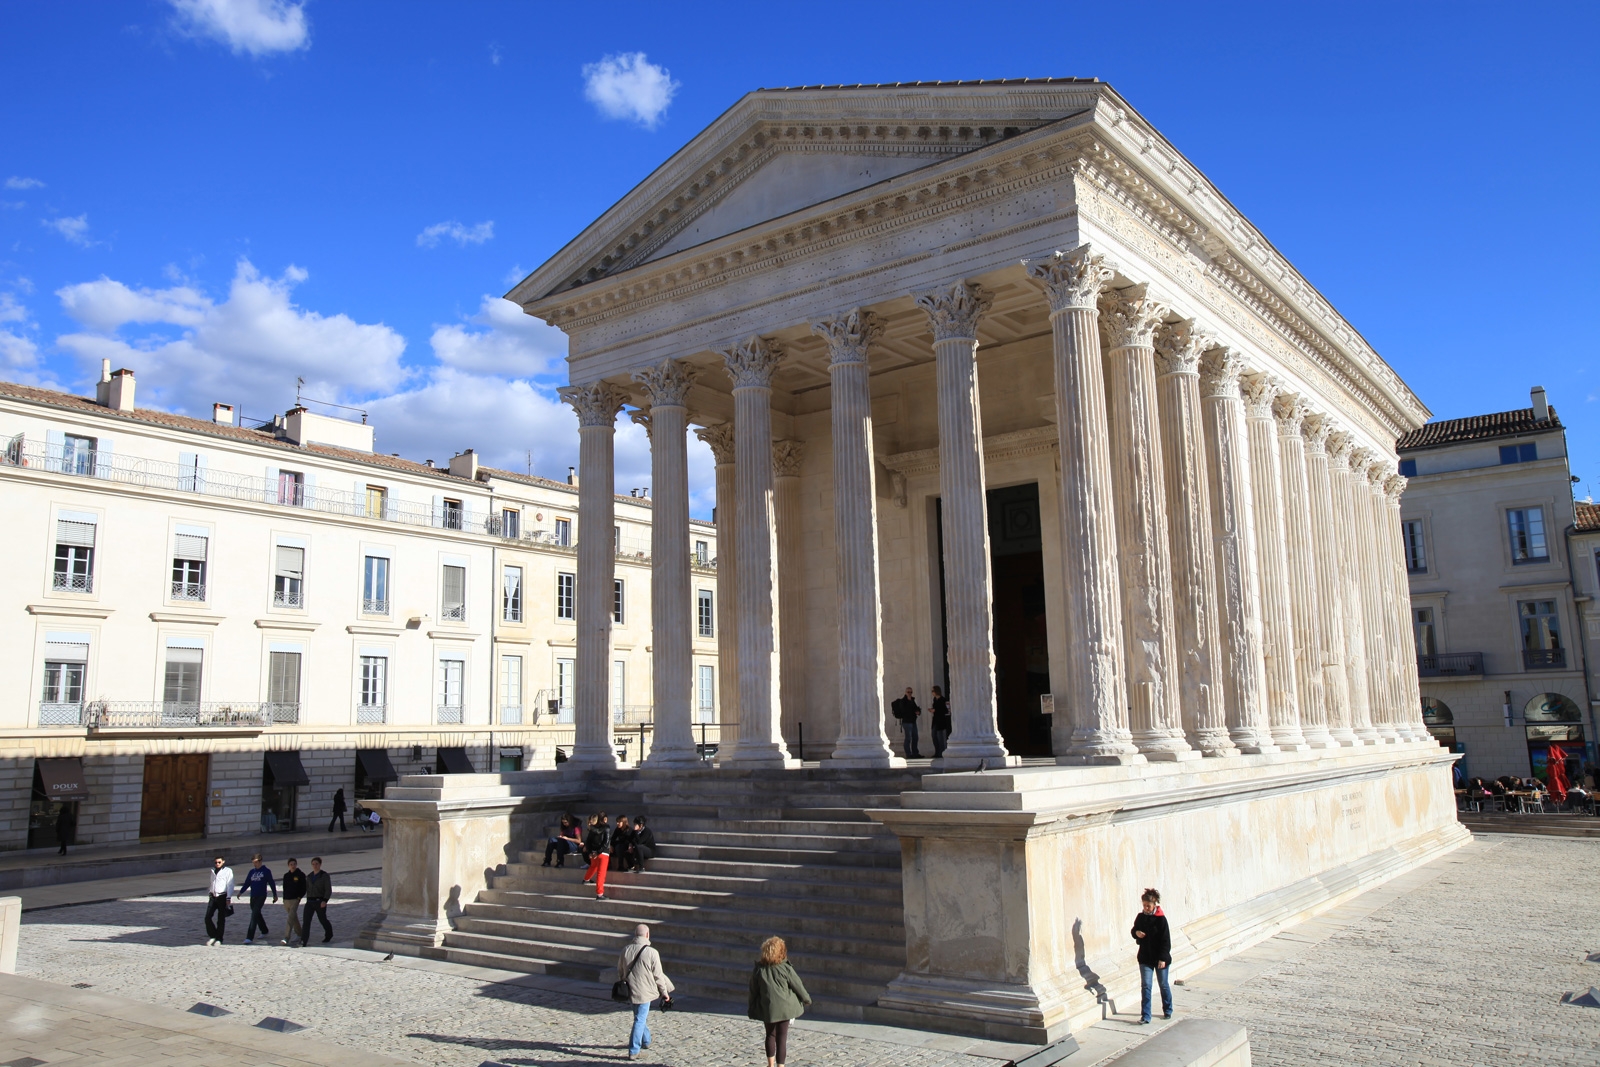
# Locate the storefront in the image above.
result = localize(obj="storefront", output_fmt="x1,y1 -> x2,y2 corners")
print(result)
354,748 -> 398,800
1524,692 -> 1584,785
1421,697 -> 1466,783
498,747 -> 523,773
30,757 -> 88,850
436,747 -> 474,774
261,750 -> 309,833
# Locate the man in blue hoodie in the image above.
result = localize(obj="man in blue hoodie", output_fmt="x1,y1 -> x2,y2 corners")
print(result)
235,853 -> 278,945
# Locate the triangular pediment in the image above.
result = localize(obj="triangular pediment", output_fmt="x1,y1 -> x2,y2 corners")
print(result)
511,80 -> 1108,302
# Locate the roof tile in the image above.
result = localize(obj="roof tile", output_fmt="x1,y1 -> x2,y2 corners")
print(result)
1395,406 -> 1561,451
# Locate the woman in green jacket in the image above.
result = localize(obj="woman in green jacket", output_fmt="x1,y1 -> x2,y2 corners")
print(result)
747,936 -> 811,1067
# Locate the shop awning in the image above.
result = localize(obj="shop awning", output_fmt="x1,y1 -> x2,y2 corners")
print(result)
263,750 -> 309,787
35,757 -> 89,800
356,748 -> 398,783
436,747 -> 474,774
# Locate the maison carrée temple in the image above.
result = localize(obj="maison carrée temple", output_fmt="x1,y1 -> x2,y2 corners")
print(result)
350,79 -> 1465,1043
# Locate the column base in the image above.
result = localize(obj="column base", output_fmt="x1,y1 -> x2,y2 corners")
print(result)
562,745 -> 620,772
1303,732 -> 1343,751
1270,727 -> 1310,753
1329,728 -> 1361,747
1056,753 -> 1147,765
1132,731 -> 1199,761
1229,730 -> 1279,755
719,740 -> 801,770
642,750 -> 703,770
1195,729 -> 1239,758
353,911 -> 449,953
935,754 -> 1021,771
824,742 -> 906,770
938,738 -> 1012,763
1062,730 -> 1143,763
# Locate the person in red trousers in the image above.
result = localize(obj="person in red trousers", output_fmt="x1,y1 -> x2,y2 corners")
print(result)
582,814 -> 612,900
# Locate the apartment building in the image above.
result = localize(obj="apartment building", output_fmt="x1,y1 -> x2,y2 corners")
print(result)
1398,386 -> 1593,784
1,363 -> 716,851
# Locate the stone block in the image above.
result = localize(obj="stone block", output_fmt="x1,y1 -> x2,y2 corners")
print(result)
1098,1019 -> 1250,1067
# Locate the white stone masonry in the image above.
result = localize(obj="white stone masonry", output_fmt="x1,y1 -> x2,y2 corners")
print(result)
1274,393 -> 1337,749
1329,436 -> 1379,743
1302,415 -> 1357,746
694,423 -> 740,750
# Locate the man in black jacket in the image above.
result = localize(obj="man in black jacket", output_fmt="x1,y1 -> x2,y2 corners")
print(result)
302,856 -> 333,945
632,816 -> 656,872
891,687 -> 922,758
280,857 -> 307,946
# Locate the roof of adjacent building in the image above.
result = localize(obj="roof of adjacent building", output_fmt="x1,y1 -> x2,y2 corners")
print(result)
1576,501 -> 1600,532
1395,405 -> 1562,452
760,78 -> 1101,91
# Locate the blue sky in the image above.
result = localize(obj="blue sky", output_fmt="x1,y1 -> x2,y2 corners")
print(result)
3,1 -> 1598,515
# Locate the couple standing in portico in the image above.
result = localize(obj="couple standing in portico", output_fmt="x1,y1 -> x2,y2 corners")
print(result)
890,686 -> 951,759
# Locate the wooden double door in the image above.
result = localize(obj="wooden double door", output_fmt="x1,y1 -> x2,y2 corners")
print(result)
140,754 -> 208,840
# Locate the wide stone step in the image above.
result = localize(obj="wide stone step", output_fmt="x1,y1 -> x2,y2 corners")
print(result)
490,866 -> 904,905
482,882 -> 904,921
649,817 -> 891,838
647,829 -> 898,853
652,842 -> 900,868
503,855 -> 901,886
461,900 -> 907,950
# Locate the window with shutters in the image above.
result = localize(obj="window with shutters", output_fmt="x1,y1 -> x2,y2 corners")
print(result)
359,656 -> 387,721
554,518 -> 571,546
503,566 -> 523,623
52,518 -> 96,593
267,651 -> 301,723
555,657 -> 575,722
500,655 -> 522,724
171,532 -> 208,601
163,646 -> 203,707
277,469 -> 304,506
611,659 -> 626,720
441,498 -> 464,530
365,485 -> 387,519
441,564 -> 466,621
613,579 -> 625,624
695,539 -> 708,565
556,572 -> 575,620
697,664 -> 715,724
438,658 -> 464,723
41,640 -> 88,726
697,589 -> 714,637
274,545 -> 305,607
362,555 -> 389,614
501,508 -> 520,539
1401,520 -> 1426,574
61,434 -> 96,477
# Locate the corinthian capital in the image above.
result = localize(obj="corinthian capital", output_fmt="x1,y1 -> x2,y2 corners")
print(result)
1239,371 -> 1280,419
1024,246 -> 1114,313
1272,391 -> 1310,435
1301,413 -> 1332,454
1198,345 -> 1245,399
1384,473 -> 1408,503
772,439 -> 804,478
812,309 -> 883,366
1153,318 -> 1208,377
694,422 -> 736,464
632,358 -> 697,408
628,406 -> 652,439
1099,284 -> 1168,351
1347,447 -> 1376,479
915,280 -> 993,341
719,334 -> 786,389
559,381 -> 627,428
1367,459 -> 1392,490
1325,431 -> 1353,468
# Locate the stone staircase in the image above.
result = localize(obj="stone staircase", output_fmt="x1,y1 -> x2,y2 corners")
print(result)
422,768 -> 925,1019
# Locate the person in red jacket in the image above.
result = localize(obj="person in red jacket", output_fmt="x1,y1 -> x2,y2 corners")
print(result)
1131,887 -> 1173,1024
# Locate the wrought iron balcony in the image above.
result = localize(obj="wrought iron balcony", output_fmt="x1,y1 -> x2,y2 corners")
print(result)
86,701 -> 275,729
1523,648 -> 1567,670
274,590 -> 303,608
171,581 -> 206,602
1416,652 -> 1484,677
52,571 -> 93,593
362,597 -> 389,615
357,703 -> 387,724
500,705 -> 523,725
266,701 -> 300,724
440,604 -> 466,622
437,704 -> 463,724
38,702 -> 85,727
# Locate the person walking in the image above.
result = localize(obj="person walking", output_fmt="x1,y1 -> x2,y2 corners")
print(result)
280,857 -> 307,946
930,685 -> 951,759
1131,887 -> 1173,1024
203,855 -> 235,946
54,804 -> 75,856
632,816 -> 656,872
235,853 -> 278,945
583,815 -> 612,900
328,787 -> 348,833
748,935 -> 811,1067
891,687 -> 922,758
617,923 -> 674,1060
302,856 -> 333,944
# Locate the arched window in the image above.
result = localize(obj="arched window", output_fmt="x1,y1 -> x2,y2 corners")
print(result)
1421,697 -> 1453,726
1524,692 -> 1581,723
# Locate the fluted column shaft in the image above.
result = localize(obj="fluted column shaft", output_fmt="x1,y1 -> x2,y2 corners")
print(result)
1198,348 -> 1276,753
1303,418 -> 1356,746
1154,321 -> 1234,756
1330,441 -> 1378,743
1363,465 -> 1404,742
814,310 -> 901,767
773,440 -> 807,747
1383,474 -> 1427,740
558,382 -> 625,769
916,282 -> 1012,766
1101,287 -> 1194,761
1025,251 -> 1138,763
1275,395 -> 1336,749
1241,375 -> 1307,749
1351,454 -> 1398,742
719,336 -> 797,768
695,424 -> 740,750
635,362 -> 698,767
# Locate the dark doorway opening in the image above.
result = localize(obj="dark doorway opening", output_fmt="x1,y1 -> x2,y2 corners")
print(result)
936,482 -> 1053,757
140,753 -> 208,841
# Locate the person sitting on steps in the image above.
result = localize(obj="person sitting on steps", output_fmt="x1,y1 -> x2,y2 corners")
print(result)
632,815 -> 656,872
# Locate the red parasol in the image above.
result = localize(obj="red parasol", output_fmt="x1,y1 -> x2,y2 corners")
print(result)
1547,743 -> 1570,804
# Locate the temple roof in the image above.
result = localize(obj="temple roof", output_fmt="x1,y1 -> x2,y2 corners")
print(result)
1395,406 -> 1562,452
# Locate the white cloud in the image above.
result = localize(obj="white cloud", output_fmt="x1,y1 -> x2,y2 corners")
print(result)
430,296 -> 566,377
416,220 -> 495,249
582,52 -> 678,129
5,177 -> 44,190
54,259 -> 405,417
170,0 -> 309,56
43,215 -> 92,246
0,291 -> 52,384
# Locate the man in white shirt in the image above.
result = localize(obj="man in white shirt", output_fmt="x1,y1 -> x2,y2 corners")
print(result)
204,855 -> 235,946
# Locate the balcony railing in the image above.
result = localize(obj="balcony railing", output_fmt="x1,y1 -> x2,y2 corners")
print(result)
501,705 -> 523,725
357,703 -> 386,724
1417,652 -> 1484,677
362,597 -> 389,615
39,702 -> 85,727
171,581 -> 206,602
274,590 -> 303,608
52,571 -> 93,593
440,604 -> 466,622
266,701 -> 300,724
437,704 -> 463,724
1524,648 -> 1567,670
86,700 -> 275,729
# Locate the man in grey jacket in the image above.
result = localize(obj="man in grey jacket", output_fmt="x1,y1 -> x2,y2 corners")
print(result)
301,856 -> 333,945
617,923 -> 674,1060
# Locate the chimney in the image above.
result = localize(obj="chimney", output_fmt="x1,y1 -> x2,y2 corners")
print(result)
1531,386 -> 1549,422
95,359 -> 112,405
212,403 -> 235,426
567,465 -> 578,486
448,448 -> 479,481
107,368 -> 136,412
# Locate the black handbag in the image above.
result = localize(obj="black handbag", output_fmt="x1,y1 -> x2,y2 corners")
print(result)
613,944 -> 647,1001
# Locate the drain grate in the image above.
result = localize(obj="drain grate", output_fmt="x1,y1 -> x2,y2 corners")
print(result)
70,983 -> 93,989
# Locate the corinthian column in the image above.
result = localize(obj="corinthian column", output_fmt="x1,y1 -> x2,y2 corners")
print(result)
1025,250 -> 1138,763
1359,458 -> 1402,742
773,439 -> 807,748
813,309 -> 901,767
718,335 -> 798,768
1329,436 -> 1378,743
557,381 -> 626,769
633,360 -> 699,768
1198,347 -> 1275,753
694,423 -> 739,750
1153,319 -> 1234,757
1240,373 -> 1307,750
1384,473 -> 1427,741
914,281 -> 1014,768
1273,393 -> 1336,749
1101,285 -> 1194,761
1302,415 -> 1357,746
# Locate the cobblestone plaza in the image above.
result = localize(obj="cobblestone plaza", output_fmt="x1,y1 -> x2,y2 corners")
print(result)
7,834 -> 1597,1065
